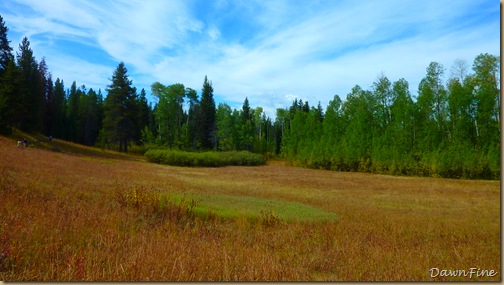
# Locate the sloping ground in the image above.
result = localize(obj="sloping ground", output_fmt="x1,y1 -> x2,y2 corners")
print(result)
6,129 -> 136,160
0,135 -> 500,281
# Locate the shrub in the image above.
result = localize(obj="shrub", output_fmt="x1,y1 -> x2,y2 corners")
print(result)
145,149 -> 266,167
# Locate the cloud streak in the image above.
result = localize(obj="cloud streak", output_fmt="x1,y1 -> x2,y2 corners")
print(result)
1,0 -> 499,117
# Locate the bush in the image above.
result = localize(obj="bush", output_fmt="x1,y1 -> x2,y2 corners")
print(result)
145,149 -> 266,167
127,144 -> 155,155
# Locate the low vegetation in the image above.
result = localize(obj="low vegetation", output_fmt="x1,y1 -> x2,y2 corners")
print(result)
145,149 -> 266,167
0,136 -> 499,281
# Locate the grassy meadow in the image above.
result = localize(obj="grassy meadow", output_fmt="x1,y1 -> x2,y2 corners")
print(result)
0,135 -> 500,281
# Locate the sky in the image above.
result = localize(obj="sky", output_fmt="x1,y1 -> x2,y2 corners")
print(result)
0,0 -> 500,117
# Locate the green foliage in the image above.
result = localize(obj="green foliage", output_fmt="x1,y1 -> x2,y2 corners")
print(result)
102,62 -> 138,152
0,59 -> 17,134
280,55 -> 500,180
145,149 -> 266,167
0,18 -> 498,180
151,82 -> 185,148
16,37 -> 43,132
199,76 -> 216,149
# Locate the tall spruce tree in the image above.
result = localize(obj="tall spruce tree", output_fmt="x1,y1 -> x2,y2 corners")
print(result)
0,15 -> 12,133
102,62 -> 138,152
16,37 -> 42,131
199,76 -> 216,149
0,59 -> 18,133
0,15 -> 13,74
38,58 -> 52,135
240,97 -> 254,151
51,78 -> 66,139
66,81 -> 79,142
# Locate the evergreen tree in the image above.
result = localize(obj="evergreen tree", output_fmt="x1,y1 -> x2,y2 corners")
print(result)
0,15 -> 13,75
102,62 -> 138,152
75,85 -> 87,144
240,97 -> 254,151
137,88 -> 150,137
16,37 -> 41,131
66,81 -> 79,142
0,59 -> 18,133
315,101 -> 324,123
51,78 -> 66,139
83,88 -> 102,146
43,74 -> 54,136
38,58 -> 52,135
242,97 -> 251,122
0,15 -> 14,133
199,76 -> 216,149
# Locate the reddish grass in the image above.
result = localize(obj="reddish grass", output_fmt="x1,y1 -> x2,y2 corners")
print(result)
0,136 -> 499,281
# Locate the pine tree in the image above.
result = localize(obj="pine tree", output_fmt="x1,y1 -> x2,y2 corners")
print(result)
199,76 -> 216,149
0,15 -> 13,75
38,58 -> 52,135
240,97 -> 254,151
242,97 -> 251,123
43,74 -> 54,136
77,88 -> 101,146
16,37 -> 41,131
0,59 -> 18,133
66,81 -> 79,142
138,89 -> 150,134
51,78 -> 66,139
102,62 -> 138,152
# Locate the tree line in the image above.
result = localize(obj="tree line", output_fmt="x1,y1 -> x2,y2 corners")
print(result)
280,58 -> 500,179
0,16 -> 499,179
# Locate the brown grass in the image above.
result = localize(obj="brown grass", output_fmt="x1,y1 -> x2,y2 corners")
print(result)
0,136 -> 500,281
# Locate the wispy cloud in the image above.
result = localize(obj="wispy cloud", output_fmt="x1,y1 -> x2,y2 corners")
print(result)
1,0 -> 499,117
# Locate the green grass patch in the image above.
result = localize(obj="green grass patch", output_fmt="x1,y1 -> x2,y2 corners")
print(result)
165,193 -> 338,222
145,149 -> 266,167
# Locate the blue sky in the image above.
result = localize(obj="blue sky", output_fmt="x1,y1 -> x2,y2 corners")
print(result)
0,0 -> 499,117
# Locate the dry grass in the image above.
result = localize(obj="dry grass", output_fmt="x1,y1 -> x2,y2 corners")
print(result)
0,136 -> 500,281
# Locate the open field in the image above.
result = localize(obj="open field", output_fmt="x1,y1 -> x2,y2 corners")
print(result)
0,136 -> 500,281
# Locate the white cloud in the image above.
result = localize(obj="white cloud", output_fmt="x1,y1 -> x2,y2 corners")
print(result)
1,0 -> 499,118
207,25 -> 221,41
